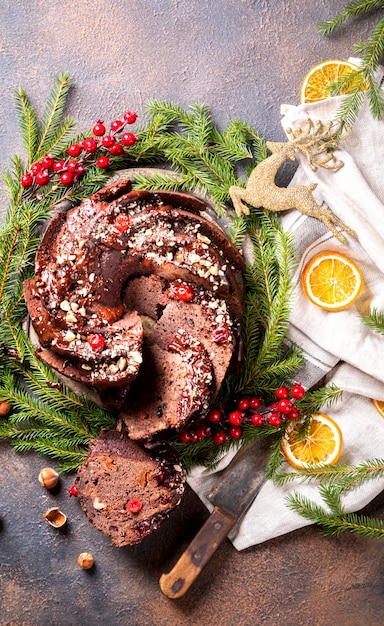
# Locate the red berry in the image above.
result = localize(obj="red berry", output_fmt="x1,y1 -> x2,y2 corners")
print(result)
211,326 -> 229,343
53,160 -> 65,172
35,169 -> 50,186
249,397 -> 262,410
195,425 -> 210,440
96,155 -> 110,169
287,407 -> 299,421
75,164 -> 86,178
179,431 -> 191,442
229,411 -> 243,426
101,135 -> 115,148
41,153 -> 55,169
87,333 -> 105,352
229,426 -> 242,439
111,119 -> 124,132
212,431 -> 226,444
60,171 -> 73,186
124,111 -> 137,124
68,484 -> 78,497
291,383 -> 305,399
275,386 -> 289,399
269,412 -> 283,427
121,132 -> 137,146
175,284 -> 194,302
251,413 -> 264,426
31,162 -> 42,176
82,137 -> 99,153
114,213 -> 131,232
93,120 -> 106,136
276,399 -> 292,414
208,409 -> 222,423
67,160 -> 79,173
237,398 -> 249,412
67,143 -> 82,157
108,142 -> 125,156
21,173 -> 33,188
126,498 -> 142,514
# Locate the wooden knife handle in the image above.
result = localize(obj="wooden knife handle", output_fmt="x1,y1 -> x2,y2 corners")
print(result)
159,506 -> 236,599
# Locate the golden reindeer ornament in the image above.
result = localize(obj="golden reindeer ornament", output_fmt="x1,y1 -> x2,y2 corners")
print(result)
229,119 -> 356,244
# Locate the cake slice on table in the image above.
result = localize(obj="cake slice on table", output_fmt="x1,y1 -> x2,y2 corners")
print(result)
74,429 -> 185,547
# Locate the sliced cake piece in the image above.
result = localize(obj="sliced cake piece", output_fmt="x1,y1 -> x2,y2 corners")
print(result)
74,429 -> 185,547
119,329 -> 213,440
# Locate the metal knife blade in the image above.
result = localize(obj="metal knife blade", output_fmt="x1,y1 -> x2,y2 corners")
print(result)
159,437 -> 270,598
207,436 -> 270,518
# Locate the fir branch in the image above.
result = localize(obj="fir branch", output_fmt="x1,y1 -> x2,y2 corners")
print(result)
0,337 -> 115,471
40,117 -> 77,157
286,484 -> 384,539
133,100 -> 265,218
320,3 -> 384,124
275,457 -> 384,492
227,213 -> 248,248
35,71 -> 73,158
295,383 -> 343,415
318,1 -> 384,36
14,87 -> 38,166
362,306 -> 384,334
2,156 -> 24,206
222,212 -> 301,400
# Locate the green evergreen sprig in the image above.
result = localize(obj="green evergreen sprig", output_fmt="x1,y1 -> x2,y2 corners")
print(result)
217,211 -> 303,404
274,457 -> 384,491
286,484 -> 384,539
361,306 -> 384,334
124,99 -> 268,220
319,2 -> 384,126
0,335 -> 115,472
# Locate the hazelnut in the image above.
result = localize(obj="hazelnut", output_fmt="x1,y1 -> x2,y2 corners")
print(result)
0,400 -> 11,417
38,467 -> 59,490
77,552 -> 94,569
43,507 -> 67,528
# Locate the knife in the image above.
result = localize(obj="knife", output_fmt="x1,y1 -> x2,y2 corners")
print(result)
159,437 -> 271,598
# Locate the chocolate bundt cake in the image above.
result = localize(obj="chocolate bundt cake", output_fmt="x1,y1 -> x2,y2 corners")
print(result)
24,180 -> 244,426
74,429 -> 185,547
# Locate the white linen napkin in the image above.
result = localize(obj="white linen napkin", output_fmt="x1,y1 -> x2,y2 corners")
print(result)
188,59 -> 384,550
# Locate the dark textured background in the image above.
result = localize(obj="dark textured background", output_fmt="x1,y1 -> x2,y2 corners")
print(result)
1,1 -> 384,624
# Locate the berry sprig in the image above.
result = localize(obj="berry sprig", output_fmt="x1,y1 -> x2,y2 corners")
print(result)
20,110 -> 138,195
178,383 -> 306,445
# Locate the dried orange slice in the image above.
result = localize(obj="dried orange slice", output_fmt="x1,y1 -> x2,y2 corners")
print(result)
281,413 -> 342,469
300,59 -> 364,104
372,398 -> 384,418
301,251 -> 363,311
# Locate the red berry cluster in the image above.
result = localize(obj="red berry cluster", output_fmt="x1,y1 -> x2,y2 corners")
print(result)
20,110 -> 138,193
178,383 -> 306,445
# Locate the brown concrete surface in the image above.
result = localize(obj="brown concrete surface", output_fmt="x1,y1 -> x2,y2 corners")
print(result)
1,1 -> 384,624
